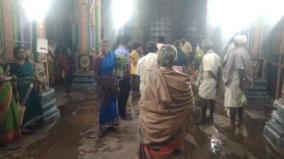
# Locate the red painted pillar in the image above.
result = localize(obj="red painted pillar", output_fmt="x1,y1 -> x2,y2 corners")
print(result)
77,0 -> 89,54
1,0 -> 15,60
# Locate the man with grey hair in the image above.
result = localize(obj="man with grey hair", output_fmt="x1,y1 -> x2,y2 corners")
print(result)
197,39 -> 221,124
138,45 -> 193,159
223,35 -> 252,131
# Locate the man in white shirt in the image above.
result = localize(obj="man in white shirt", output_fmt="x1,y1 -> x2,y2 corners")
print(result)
198,39 -> 221,124
137,41 -> 158,92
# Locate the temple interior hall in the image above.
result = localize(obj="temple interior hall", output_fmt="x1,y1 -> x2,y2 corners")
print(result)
0,0 -> 284,159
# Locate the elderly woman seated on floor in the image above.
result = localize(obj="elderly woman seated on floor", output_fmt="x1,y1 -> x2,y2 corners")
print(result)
137,45 -> 194,159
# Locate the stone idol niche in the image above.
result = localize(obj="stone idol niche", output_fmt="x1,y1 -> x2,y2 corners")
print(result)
72,53 -> 95,90
246,58 -> 272,105
35,62 -> 48,93
36,53 -> 60,124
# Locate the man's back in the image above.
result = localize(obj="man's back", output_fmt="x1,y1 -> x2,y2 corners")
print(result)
137,53 -> 158,91
202,51 -> 221,75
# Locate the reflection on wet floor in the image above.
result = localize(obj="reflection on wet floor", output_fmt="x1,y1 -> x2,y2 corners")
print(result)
76,103 -> 271,159
184,105 -> 271,159
0,92 -> 279,159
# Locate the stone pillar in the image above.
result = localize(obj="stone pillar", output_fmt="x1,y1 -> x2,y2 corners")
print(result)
72,0 -> 95,90
90,0 -> 102,52
1,0 -> 15,60
76,0 -> 90,54
0,0 -> 4,58
37,20 -> 48,63
36,19 -> 60,125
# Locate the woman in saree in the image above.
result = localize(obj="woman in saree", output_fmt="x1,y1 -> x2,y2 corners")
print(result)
137,45 -> 194,159
93,40 -> 119,137
10,46 -> 41,130
0,65 -> 22,145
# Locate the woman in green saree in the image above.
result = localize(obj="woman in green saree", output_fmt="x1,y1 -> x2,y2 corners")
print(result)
10,46 -> 41,129
0,65 -> 22,145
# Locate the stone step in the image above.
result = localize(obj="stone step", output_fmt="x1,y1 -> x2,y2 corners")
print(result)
246,91 -> 269,96
37,88 -> 60,127
247,96 -> 273,104
42,110 -> 60,125
72,83 -> 96,90
272,111 -> 284,125
73,79 -> 95,84
41,98 -> 57,110
251,80 -> 267,83
38,88 -> 56,105
274,100 -> 284,112
264,124 -> 284,149
74,72 -> 93,77
248,87 -> 267,91
268,119 -> 284,136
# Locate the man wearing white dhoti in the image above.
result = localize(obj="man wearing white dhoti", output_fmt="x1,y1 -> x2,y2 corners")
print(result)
198,39 -> 221,124
223,35 -> 252,130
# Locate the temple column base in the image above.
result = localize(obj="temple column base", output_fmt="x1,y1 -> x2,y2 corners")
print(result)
71,72 -> 96,90
38,88 -> 60,126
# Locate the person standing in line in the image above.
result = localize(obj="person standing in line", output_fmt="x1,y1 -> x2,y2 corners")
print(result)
56,46 -> 73,99
197,39 -> 221,124
180,37 -> 193,60
137,41 -> 158,93
223,35 -> 252,131
47,40 -> 56,86
114,36 -> 131,120
137,45 -> 194,159
173,40 -> 188,72
93,40 -> 119,137
157,36 -> 166,50
10,46 -> 41,131
130,42 -> 143,105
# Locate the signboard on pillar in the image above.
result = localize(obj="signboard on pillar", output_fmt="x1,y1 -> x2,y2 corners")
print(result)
37,20 -> 47,63
37,39 -> 48,54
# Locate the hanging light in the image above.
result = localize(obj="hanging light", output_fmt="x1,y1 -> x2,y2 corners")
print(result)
207,0 -> 284,40
111,0 -> 134,30
22,0 -> 53,21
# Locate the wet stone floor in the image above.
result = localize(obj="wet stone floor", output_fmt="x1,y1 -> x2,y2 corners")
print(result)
0,91 -> 276,159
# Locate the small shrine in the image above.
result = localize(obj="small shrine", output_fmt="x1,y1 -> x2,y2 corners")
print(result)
30,21 -> 60,126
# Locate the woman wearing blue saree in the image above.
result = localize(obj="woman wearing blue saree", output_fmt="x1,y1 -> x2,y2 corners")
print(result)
93,40 -> 119,137
10,46 -> 41,130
